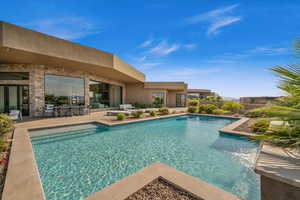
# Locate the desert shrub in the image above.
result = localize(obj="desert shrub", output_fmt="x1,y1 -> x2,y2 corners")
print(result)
159,107 -> 169,115
188,99 -> 199,107
221,101 -> 244,113
0,138 -> 9,152
149,110 -> 157,117
245,108 -> 268,118
251,119 -> 270,134
212,109 -> 226,115
117,113 -> 125,120
187,106 -> 198,113
0,114 -> 14,135
131,111 -> 144,118
199,104 -> 218,114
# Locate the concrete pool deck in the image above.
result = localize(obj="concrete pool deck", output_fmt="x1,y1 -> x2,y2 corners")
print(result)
2,111 -> 300,200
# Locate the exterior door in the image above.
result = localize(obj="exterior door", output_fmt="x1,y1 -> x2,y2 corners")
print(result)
176,94 -> 187,107
0,85 -> 29,115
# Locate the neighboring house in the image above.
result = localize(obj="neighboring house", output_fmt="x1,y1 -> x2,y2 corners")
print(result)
0,21 -> 188,117
240,96 -> 279,109
240,96 -> 279,104
187,89 -> 214,99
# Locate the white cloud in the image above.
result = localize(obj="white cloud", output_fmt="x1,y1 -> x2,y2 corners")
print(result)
222,46 -> 291,59
172,67 -> 222,77
149,40 -> 180,55
183,43 -> 197,50
248,47 -> 289,55
207,16 -> 241,35
187,4 -> 241,35
140,62 -> 161,68
140,39 -> 153,48
26,17 -> 101,40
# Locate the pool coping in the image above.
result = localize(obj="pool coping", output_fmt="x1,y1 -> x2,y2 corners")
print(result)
86,162 -> 242,200
2,114 -> 256,200
254,143 -> 300,188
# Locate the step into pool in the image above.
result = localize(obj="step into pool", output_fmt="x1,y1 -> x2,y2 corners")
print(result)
30,115 -> 260,200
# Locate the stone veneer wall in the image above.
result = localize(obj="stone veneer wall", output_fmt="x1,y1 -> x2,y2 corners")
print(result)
261,175 -> 300,200
0,64 -> 126,117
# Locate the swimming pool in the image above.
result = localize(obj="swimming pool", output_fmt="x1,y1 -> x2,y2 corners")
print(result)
30,115 -> 260,200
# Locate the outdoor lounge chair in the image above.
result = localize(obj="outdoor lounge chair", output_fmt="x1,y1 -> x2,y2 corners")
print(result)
44,104 -> 54,117
119,104 -> 135,110
9,110 -> 22,120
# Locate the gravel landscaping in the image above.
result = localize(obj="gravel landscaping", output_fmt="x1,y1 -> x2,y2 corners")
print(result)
125,178 -> 200,200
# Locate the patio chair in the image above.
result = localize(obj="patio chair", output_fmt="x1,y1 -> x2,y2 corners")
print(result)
9,110 -> 22,120
44,104 -> 54,117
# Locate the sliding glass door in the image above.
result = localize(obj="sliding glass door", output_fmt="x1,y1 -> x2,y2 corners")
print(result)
0,85 -> 29,115
176,93 -> 187,107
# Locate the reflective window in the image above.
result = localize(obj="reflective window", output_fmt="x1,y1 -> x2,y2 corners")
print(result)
176,93 -> 187,107
89,80 -> 109,108
152,92 -> 164,106
187,93 -> 200,98
0,72 -> 29,80
89,80 -> 122,108
45,75 -> 85,106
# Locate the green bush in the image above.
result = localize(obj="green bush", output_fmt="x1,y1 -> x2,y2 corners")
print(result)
221,101 -> 244,113
188,99 -> 199,106
149,110 -> 157,117
198,104 -> 218,114
0,114 -> 14,135
131,111 -> 144,118
159,107 -> 169,115
117,113 -> 125,120
245,109 -> 264,118
187,106 -> 198,113
251,119 -> 270,134
212,109 -> 226,115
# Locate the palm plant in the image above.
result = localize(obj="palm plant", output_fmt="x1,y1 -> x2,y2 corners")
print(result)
251,39 -> 300,156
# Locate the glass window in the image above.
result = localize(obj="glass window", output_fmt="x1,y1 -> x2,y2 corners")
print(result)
152,92 -> 164,106
45,74 -> 85,106
89,81 -> 123,108
0,72 -> 29,80
109,85 -> 122,107
176,94 -> 187,107
89,80 -> 110,108
187,93 -> 200,98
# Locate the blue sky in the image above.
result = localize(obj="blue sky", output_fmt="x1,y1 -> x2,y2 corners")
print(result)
1,0 -> 299,97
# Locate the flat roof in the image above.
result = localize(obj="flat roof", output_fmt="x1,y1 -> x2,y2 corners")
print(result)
187,89 -> 211,93
0,21 -> 145,83
144,82 -> 188,90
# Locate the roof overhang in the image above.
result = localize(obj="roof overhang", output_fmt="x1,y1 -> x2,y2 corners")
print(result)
187,89 -> 211,93
144,82 -> 187,91
0,21 -> 145,83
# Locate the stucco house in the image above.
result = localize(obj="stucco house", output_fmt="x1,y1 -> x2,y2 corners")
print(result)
0,21 -> 190,117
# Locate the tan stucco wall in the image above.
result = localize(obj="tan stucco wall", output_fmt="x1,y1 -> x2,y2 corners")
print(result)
125,83 -> 167,106
0,64 -> 126,117
0,21 -> 145,83
126,83 -> 187,107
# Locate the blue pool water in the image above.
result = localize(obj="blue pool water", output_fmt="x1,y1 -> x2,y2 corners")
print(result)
30,115 -> 260,200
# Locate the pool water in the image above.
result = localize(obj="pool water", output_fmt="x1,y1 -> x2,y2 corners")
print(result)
31,115 -> 260,200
